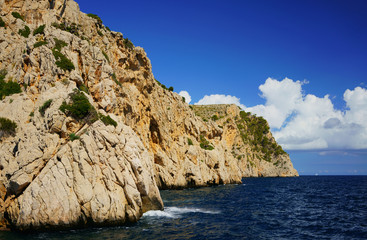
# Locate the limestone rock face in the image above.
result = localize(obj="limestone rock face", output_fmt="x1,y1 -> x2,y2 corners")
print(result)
5,121 -> 162,231
191,104 -> 298,178
0,0 -> 297,231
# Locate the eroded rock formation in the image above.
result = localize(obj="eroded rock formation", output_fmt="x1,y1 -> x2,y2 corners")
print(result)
0,0 -> 297,231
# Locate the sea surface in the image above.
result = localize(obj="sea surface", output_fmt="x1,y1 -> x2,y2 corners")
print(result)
1,176 -> 366,239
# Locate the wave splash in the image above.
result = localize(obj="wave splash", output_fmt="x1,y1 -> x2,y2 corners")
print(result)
143,207 -> 220,218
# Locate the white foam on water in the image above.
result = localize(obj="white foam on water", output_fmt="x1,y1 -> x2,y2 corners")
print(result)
143,206 -> 220,219
143,210 -> 176,218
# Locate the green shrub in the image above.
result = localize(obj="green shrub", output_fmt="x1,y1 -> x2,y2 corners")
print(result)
102,51 -> 110,63
69,133 -> 80,141
211,115 -> 219,121
12,12 -> 24,21
111,73 -> 121,86
123,38 -> 134,50
0,117 -> 17,136
34,41 -> 48,48
53,49 -> 75,71
29,111 -> 34,117
0,17 -> 5,27
39,99 -> 52,116
52,38 -> 74,71
155,79 -> 170,91
188,138 -> 193,146
60,90 -> 98,123
99,114 -> 117,127
0,69 -> 6,81
53,38 -> 67,51
52,22 -> 79,36
199,135 -> 214,150
18,25 -> 30,38
168,86 -> 174,91
97,30 -> 103,36
182,97 -> 186,103
33,24 -> 45,36
0,70 -> 22,100
78,84 -> 89,94
87,13 -> 102,25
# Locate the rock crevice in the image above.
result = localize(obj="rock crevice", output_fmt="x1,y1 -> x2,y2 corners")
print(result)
0,0 -> 297,231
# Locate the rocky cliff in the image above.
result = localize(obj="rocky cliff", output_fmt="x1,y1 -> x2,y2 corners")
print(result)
0,0 -> 297,231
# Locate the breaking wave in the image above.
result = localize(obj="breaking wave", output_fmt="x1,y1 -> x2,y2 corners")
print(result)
143,206 -> 220,218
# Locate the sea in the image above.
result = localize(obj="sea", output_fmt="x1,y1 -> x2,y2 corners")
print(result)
1,176 -> 366,240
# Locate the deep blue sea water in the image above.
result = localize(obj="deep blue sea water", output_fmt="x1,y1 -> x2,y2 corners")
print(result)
1,176 -> 366,239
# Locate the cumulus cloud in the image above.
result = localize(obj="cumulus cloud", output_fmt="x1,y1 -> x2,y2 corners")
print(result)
195,94 -> 246,109
246,78 -> 367,150
178,90 -> 192,104
246,77 -> 304,128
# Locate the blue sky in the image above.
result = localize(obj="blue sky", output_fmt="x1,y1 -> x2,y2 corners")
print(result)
76,0 -> 367,175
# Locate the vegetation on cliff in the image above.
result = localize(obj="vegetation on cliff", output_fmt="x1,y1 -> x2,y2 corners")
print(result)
0,117 -> 17,137
18,25 -> 30,38
237,111 -> 286,161
52,38 -> 75,71
0,70 -> 22,100
60,89 -> 98,123
0,0 -> 297,232
0,17 -> 5,27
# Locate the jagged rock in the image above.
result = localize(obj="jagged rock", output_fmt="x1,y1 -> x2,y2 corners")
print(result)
0,0 -> 297,231
5,121 -> 162,231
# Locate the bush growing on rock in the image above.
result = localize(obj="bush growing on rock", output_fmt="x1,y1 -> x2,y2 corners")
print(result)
111,73 -> 121,86
69,133 -> 80,141
78,84 -> 89,94
123,38 -> 134,50
39,99 -> 52,116
0,70 -> 22,99
0,117 -> 17,137
53,50 -> 75,71
200,135 -> 214,150
87,13 -> 103,25
52,38 -> 74,71
53,38 -> 67,51
33,24 -> 46,36
11,12 -> 24,21
99,114 -> 117,127
211,115 -> 219,121
102,51 -> 110,63
188,138 -> 193,146
0,17 -> 5,27
34,41 -> 48,48
52,22 -> 79,36
18,25 -> 30,38
60,90 -> 98,123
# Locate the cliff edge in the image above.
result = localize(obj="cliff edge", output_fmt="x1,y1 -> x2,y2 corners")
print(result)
0,0 -> 297,231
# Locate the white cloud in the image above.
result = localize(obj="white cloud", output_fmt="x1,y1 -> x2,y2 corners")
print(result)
195,94 -> 246,109
178,90 -> 192,104
246,77 -> 304,128
246,78 -> 367,150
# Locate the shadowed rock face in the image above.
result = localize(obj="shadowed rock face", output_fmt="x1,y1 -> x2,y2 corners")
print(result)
0,0 -> 297,231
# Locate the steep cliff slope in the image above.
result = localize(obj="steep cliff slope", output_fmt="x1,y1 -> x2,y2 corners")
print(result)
192,104 -> 298,177
0,0 -> 297,231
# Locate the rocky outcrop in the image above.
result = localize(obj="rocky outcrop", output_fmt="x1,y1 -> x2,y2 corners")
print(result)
0,81 -> 163,231
192,104 -> 298,177
0,0 -> 297,231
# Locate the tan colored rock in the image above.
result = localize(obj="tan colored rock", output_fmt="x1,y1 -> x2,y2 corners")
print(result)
0,0 -> 297,231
